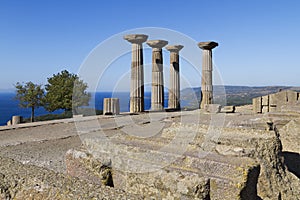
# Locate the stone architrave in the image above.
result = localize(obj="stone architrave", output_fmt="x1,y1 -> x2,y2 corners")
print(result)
146,40 -> 168,111
198,41 -> 218,109
165,45 -> 184,110
124,34 -> 148,113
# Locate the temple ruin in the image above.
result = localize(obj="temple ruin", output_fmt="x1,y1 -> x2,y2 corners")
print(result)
146,40 -> 168,111
124,34 -> 218,112
1,35 -> 299,199
166,45 -> 184,110
123,34 -> 148,113
198,41 -> 218,109
253,89 -> 300,113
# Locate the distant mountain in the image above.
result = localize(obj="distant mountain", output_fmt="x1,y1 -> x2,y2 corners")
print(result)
181,85 -> 300,108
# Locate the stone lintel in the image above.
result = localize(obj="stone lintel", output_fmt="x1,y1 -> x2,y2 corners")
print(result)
198,41 -> 218,50
123,34 -> 148,44
146,40 -> 168,49
165,45 -> 184,53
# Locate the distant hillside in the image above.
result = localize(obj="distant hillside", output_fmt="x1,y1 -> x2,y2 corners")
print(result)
181,85 -> 300,108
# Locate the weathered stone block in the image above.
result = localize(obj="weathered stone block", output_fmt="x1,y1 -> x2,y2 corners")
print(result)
204,104 -> 221,113
220,106 -> 235,113
269,105 -> 277,112
65,148 -> 114,187
6,120 -> 12,126
262,105 -> 269,113
287,90 -> 298,104
261,95 -> 269,106
12,116 -> 22,125
0,156 -> 141,199
103,98 -> 120,115
269,93 -> 277,106
275,90 -> 288,111
71,130 -> 260,200
253,97 -> 262,113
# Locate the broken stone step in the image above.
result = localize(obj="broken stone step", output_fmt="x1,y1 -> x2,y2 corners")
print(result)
66,137 -> 259,199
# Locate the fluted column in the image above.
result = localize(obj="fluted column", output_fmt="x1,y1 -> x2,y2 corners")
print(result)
198,41 -> 218,109
166,45 -> 184,110
124,34 -> 148,113
146,40 -> 168,111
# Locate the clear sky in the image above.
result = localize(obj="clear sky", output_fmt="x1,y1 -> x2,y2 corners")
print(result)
1,0 -> 300,92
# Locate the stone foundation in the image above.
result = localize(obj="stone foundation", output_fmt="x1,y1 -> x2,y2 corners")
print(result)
63,123 -> 298,199
0,156 -> 141,200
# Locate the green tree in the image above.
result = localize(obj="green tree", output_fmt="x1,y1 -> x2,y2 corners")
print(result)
15,81 -> 45,122
44,70 -> 90,113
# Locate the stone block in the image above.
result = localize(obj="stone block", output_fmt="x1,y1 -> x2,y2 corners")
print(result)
269,93 -> 277,112
103,98 -> 120,115
204,104 -> 221,113
0,156 -> 141,199
252,97 -> 262,113
286,90 -> 298,104
220,106 -> 235,113
12,116 -> 22,125
269,105 -> 277,112
65,148 -> 114,187
262,105 -> 269,113
261,95 -> 269,106
275,91 -> 287,111
72,133 -> 260,200
269,93 -> 277,106
281,105 -> 300,113
6,120 -> 12,126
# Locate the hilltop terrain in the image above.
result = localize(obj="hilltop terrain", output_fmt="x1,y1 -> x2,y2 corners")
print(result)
181,85 -> 300,107
0,106 -> 299,199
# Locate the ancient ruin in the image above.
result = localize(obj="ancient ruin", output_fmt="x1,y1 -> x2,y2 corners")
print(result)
253,89 -> 300,113
124,34 -> 148,113
62,108 -> 299,199
0,36 -> 299,200
103,98 -> 120,115
146,40 -> 168,111
124,36 -> 219,112
166,45 -> 184,110
198,41 -> 218,109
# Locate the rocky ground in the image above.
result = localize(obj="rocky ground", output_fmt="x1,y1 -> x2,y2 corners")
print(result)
0,106 -> 299,199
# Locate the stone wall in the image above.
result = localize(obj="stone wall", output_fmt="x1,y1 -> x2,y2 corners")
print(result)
253,90 -> 300,113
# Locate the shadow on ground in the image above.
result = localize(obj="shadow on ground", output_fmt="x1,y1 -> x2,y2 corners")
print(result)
283,151 -> 300,179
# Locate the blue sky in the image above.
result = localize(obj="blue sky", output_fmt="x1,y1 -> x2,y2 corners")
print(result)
1,0 -> 300,92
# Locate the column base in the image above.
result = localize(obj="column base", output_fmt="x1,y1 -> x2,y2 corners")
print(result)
130,97 -> 144,113
150,103 -> 164,111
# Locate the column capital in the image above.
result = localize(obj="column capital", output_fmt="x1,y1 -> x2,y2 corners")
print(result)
146,40 -> 168,50
165,45 -> 184,53
198,41 -> 218,50
123,34 -> 148,44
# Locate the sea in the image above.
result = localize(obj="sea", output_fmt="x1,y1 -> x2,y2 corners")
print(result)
0,92 -> 188,126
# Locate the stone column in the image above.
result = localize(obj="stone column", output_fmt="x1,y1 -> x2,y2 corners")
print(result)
103,98 -> 120,115
165,45 -> 184,110
12,115 -> 22,125
146,40 -> 168,111
198,41 -> 218,109
124,34 -> 148,113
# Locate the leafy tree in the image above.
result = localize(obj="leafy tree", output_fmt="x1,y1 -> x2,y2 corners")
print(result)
15,81 -> 45,122
44,70 -> 90,113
